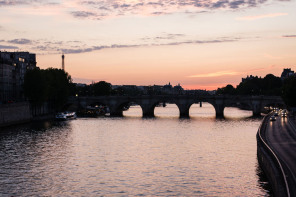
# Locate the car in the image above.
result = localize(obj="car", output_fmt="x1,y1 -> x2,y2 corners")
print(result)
270,115 -> 276,121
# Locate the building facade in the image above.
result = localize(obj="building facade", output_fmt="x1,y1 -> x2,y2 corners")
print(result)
281,68 -> 295,80
0,51 -> 37,103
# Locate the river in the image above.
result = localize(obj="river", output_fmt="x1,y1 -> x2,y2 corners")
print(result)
0,103 -> 271,196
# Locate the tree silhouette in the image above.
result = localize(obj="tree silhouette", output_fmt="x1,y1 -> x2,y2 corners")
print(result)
216,84 -> 236,95
282,76 -> 296,107
24,68 -> 46,105
91,81 -> 112,96
24,68 -> 72,110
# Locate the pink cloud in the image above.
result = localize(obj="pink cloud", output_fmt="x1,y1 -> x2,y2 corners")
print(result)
236,13 -> 288,21
188,71 -> 241,78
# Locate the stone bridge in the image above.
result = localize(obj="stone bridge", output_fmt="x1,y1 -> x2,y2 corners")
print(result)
68,95 -> 285,118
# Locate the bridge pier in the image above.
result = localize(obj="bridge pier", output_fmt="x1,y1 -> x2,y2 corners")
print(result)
109,103 -> 124,117
215,104 -> 225,118
211,98 -> 225,118
141,104 -> 155,117
252,100 -> 262,116
110,110 -> 123,117
143,110 -> 154,117
174,98 -> 194,118
177,104 -> 190,118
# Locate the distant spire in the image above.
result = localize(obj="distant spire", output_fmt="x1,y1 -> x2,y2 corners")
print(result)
62,53 -> 65,70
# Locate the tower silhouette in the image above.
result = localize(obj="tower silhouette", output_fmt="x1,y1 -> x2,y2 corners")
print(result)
62,54 -> 65,70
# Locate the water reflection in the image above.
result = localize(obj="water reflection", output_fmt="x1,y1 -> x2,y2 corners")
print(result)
0,105 -> 272,196
0,121 -> 74,196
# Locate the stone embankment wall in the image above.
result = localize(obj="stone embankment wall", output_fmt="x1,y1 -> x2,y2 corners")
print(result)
0,102 -> 32,127
30,102 -> 54,121
257,114 -> 289,197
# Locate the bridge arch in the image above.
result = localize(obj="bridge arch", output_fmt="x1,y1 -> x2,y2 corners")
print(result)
206,100 -> 225,118
189,102 -> 216,117
108,100 -> 137,117
115,100 -> 144,117
123,104 -> 143,117
154,103 -> 180,117
262,101 -> 286,109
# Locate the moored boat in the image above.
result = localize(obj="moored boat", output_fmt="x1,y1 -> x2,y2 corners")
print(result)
55,111 -> 77,120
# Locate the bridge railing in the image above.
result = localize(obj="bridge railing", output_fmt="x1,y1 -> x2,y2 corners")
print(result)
257,113 -> 290,197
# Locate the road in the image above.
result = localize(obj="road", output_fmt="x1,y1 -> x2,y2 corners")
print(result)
265,114 -> 296,196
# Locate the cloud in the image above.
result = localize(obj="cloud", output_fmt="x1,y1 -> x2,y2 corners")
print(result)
71,11 -> 100,19
229,0 -> 247,9
151,11 -> 168,16
8,38 -> 33,45
187,65 -> 278,78
59,44 -> 143,54
236,13 -> 288,21
0,0 -> 24,6
161,38 -> 239,46
282,35 -> 296,38
61,47 -> 95,54
0,0 -> 48,6
211,0 -> 231,9
142,33 -> 186,41
0,45 -> 18,49
2,35 -> 240,54
72,0 -> 290,20
188,71 -> 241,78
57,37 -> 239,54
0,0 -> 292,21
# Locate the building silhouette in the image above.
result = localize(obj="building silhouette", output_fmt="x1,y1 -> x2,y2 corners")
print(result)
281,68 -> 294,80
0,51 -> 37,102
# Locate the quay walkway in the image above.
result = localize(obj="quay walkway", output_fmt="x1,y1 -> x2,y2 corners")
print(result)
257,113 -> 296,197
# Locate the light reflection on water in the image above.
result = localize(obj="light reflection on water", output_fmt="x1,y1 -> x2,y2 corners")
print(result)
0,104 -> 271,196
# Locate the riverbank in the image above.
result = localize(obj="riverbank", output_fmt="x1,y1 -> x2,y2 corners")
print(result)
0,102 -> 55,128
0,102 -> 32,128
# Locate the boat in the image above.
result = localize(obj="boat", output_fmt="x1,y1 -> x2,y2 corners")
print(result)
77,105 -> 110,117
55,111 -> 77,120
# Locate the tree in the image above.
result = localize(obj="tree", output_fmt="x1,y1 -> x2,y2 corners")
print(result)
216,84 -> 236,95
24,68 -> 72,111
236,77 -> 262,95
262,74 -> 282,95
282,76 -> 296,107
91,81 -> 112,96
44,68 -> 72,110
24,68 -> 46,105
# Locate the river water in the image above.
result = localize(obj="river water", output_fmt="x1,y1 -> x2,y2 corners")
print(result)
0,103 -> 271,196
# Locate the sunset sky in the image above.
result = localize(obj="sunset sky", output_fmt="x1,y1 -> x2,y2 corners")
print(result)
0,0 -> 295,90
